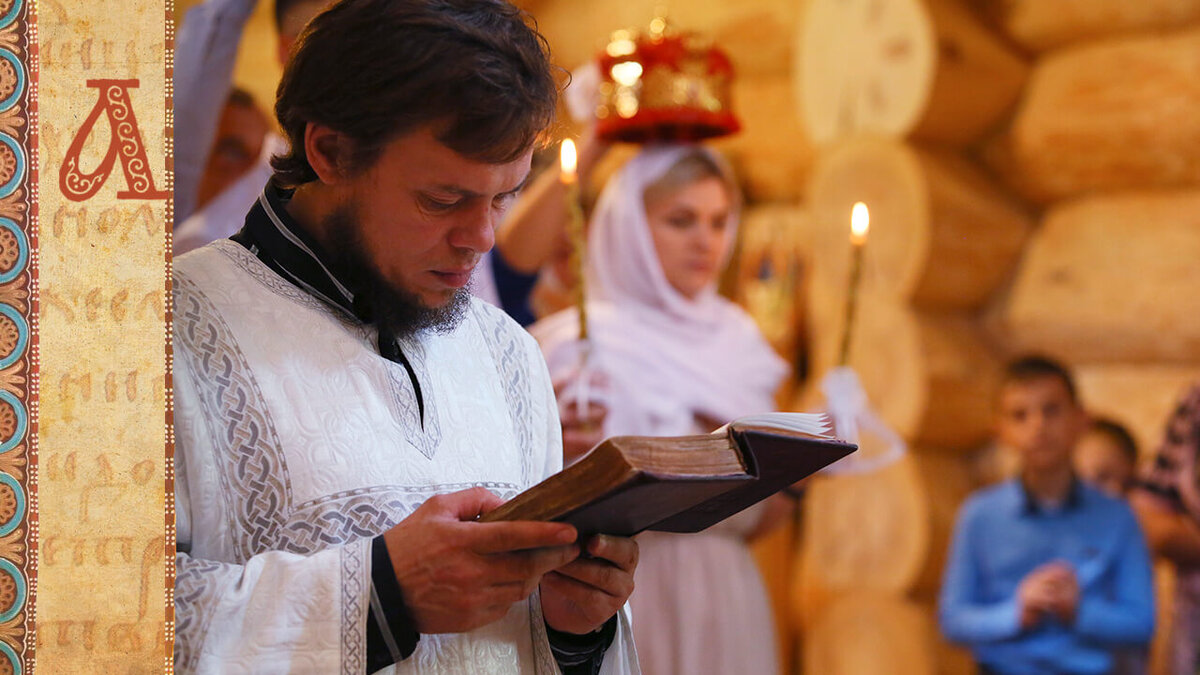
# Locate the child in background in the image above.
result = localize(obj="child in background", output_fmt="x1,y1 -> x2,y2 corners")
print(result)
1075,418 -> 1140,498
940,356 -> 1154,674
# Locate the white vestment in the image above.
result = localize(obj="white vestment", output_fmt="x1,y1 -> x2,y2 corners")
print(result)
173,240 -> 639,674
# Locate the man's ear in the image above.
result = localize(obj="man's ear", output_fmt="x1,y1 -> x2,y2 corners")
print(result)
304,122 -> 350,185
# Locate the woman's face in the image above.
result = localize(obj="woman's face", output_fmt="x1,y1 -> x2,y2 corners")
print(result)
644,176 -> 733,299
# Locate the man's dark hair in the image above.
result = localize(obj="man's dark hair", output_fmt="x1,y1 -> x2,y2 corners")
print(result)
271,0 -> 558,187
1002,355 -> 1078,404
1088,417 -> 1139,465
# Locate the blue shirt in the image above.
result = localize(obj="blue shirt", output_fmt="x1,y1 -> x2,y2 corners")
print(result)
938,479 -> 1154,675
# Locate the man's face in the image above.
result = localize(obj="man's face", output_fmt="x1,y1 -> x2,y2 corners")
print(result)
996,376 -> 1086,474
331,125 -> 532,312
197,101 -> 268,209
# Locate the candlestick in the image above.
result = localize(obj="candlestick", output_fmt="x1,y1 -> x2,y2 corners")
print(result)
837,202 -> 869,366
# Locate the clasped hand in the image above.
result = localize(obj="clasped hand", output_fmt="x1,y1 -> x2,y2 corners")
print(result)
1017,561 -> 1079,628
383,487 -> 637,635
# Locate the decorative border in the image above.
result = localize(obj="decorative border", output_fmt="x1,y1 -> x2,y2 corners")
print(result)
165,0 -> 178,673
0,0 -> 36,671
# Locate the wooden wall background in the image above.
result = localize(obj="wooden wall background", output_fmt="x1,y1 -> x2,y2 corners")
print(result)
174,0 -> 1200,672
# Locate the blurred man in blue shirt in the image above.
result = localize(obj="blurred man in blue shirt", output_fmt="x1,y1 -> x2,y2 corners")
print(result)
939,356 -> 1154,674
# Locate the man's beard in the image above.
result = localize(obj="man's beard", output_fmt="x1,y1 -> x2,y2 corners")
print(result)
324,205 -> 471,341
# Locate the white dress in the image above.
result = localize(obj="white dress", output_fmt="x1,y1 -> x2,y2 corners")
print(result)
632,506 -> 777,675
173,240 -> 639,674
532,304 -> 784,675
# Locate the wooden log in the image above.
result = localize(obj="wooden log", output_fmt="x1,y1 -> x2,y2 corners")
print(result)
911,598 -> 981,675
1150,561 -> 1177,675
225,0 -> 284,121
989,30 -> 1200,204
807,285 -> 1004,448
715,77 -> 814,202
710,5 -> 802,82
909,451 -> 976,601
1076,364 -> 1200,457
456,2 -> 819,201
809,136 -> 1032,311
796,0 -> 1027,147
909,0 -> 1031,145
1000,190 -> 1200,363
795,455 -> 931,623
528,0 -> 801,79
751,510 -> 799,675
803,593 -> 937,675
796,0 -> 936,145
933,636 -> 976,675
793,451 -> 977,626
974,0 -> 1200,53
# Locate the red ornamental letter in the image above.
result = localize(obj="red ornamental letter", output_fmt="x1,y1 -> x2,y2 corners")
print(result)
59,79 -> 169,202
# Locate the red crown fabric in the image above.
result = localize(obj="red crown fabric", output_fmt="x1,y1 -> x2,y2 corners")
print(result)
593,24 -> 740,143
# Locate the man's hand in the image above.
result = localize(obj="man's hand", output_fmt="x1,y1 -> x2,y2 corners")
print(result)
383,487 -> 581,634
1017,562 -> 1078,628
1042,563 -> 1079,623
540,534 -> 638,635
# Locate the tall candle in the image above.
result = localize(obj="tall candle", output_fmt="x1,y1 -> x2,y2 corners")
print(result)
837,202 -> 869,366
560,139 -> 589,340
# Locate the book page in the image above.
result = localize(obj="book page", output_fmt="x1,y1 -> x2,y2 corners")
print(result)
728,412 -> 834,437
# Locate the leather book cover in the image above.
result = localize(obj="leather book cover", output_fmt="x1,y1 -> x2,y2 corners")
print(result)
482,422 -> 856,537
648,425 -> 856,533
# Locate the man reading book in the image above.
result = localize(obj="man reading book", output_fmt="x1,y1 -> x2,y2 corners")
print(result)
938,356 -> 1154,674
171,1 -> 640,672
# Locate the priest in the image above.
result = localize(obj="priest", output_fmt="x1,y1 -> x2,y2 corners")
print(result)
171,1 -> 640,672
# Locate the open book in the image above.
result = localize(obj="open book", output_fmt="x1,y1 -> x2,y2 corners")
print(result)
480,413 -> 856,537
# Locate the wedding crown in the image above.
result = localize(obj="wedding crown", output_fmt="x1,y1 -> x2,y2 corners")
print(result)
592,16 -> 740,143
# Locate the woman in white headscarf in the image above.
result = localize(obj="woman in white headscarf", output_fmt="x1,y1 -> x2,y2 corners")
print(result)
530,143 -> 789,675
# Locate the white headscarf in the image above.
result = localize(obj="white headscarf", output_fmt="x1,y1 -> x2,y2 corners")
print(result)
531,144 -> 788,437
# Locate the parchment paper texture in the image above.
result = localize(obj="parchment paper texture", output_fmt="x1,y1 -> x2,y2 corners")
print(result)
32,0 -> 172,672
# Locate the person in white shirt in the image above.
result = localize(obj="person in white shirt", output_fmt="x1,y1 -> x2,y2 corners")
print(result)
172,1 -> 641,672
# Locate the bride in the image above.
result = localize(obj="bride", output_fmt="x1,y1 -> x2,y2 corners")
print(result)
531,143 -> 791,675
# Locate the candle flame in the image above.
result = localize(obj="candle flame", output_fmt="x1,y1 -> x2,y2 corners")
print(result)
560,139 -> 577,184
851,202 -> 869,245
610,60 -> 644,87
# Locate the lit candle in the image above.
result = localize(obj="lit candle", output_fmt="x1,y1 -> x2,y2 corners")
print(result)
560,138 -> 578,185
560,139 -> 588,340
837,202 -> 869,366
851,201 -> 870,247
